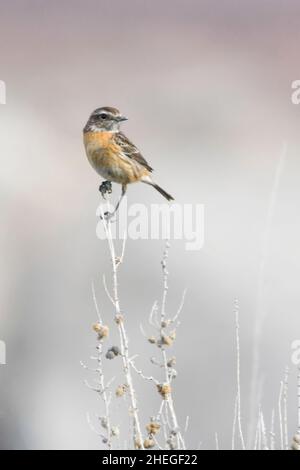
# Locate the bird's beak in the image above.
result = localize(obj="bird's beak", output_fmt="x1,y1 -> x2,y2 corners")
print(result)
117,115 -> 128,122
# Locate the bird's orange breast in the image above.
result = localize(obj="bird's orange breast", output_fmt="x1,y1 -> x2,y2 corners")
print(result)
84,131 -> 115,147
83,131 -> 149,184
83,131 -> 120,167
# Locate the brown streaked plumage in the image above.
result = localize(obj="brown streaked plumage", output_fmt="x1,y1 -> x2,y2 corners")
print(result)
83,107 -> 174,216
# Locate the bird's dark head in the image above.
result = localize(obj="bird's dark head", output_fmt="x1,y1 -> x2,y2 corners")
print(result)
84,106 -> 128,132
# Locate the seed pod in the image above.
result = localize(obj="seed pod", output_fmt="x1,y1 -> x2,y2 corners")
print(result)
167,437 -> 176,450
148,336 -> 156,344
134,438 -> 142,449
105,350 -> 115,360
291,433 -> 300,450
167,357 -> 176,368
157,383 -> 171,399
111,426 -> 120,437
115,314 -> 124,324
146,421 -> 160,435
100,417 -> 108,429
144,438 -> 155,449
161,335 -> 173,346
111,345 -> 121,356
115,384 -> 127,397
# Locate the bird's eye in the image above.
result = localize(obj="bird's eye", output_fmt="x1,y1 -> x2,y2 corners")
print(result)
100,113 -> 107,119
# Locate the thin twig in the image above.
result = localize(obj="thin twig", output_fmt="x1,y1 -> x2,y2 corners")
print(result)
260,411 -> 268,450
283,367 -> 289,450
129,358 -> 159,385
279,380 -> 284,450
298,367 -> 300,433
215,432 -> 219,450
158,242 -> 186,450
249,142 -> 287,446
234,300 -> 246,450
270,408 -> 275,450
232,395 -> 238,450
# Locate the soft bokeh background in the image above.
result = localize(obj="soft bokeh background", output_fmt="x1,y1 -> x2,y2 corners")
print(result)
1,0 -> 300,450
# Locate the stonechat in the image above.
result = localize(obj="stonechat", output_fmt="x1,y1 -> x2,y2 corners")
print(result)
83,107 -> 174,216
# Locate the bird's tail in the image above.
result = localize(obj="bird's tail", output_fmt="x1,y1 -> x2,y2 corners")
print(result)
152,183 -> 174,201
142,176 -> 174,201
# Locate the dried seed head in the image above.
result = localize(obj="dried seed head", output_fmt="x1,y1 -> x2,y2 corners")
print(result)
115,314 -> 124,324
157,383 -> 171,399
291,433 -> 300,450
111,345 -> 121,356
161,334 -> 173,346
105,350 -> 115,360
161,319 -> 171,328
146,421 -> 160,435
115,384 -> 127,397
92,322 -> 101,333
110,426 -> 120,437
92,323 -> 109,339
134,438 -> 142,449
167,357 -> 176,368
167,437 -> 176,450
100,417 -> 108,429
148,336 -> 156,344
144,438 -> 155,449
106,346 -> 121,359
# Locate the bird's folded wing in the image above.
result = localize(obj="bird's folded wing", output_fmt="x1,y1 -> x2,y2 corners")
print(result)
116,132 -> 153,172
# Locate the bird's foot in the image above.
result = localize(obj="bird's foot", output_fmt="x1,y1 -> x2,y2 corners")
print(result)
99,181 -> 112,199
100,211 -> 116,222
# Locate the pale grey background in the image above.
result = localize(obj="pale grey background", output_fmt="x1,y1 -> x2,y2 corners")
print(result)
0,0 -> 300,449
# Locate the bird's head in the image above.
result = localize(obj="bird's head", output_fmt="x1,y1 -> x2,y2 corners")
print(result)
84,106 -> 128,132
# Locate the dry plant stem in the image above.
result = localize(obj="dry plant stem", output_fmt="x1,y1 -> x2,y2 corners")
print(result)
283,367 -> 289,450
278,380 -> 284,450
298,367 -> 300,433
129,356 -> 159,385
270,409 -> 275,450
215,432 -> 219,450
249,142 -> 287,446
232,395 -> 238,450
253,430 -> 258,451
160,242 -> 186,450
97,342 -> 112,448
100,205 -> 144,450
92,283 -> 112,447
83,282 -> 113,448
234,300 -> 246,450
260,411 -> 268,449
257,411 -> 262,450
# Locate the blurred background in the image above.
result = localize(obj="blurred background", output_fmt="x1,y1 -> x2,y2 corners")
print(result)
1,0 -> 300,450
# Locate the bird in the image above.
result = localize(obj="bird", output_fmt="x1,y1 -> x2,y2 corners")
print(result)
83,106 -> 174,217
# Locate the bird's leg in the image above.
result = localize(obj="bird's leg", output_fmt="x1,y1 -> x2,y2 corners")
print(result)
113,184 -> 127,214
99,180 -> 112,199
102,185 -> 127,221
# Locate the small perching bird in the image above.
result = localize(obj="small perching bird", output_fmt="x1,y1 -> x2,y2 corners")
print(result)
83,107 -> 174,217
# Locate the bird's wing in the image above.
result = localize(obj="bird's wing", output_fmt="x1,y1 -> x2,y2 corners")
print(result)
116,132 -> 154,172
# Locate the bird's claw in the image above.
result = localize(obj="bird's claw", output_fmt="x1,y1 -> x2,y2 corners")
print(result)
100,211 -> 115,222
99,181 -> 112,199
